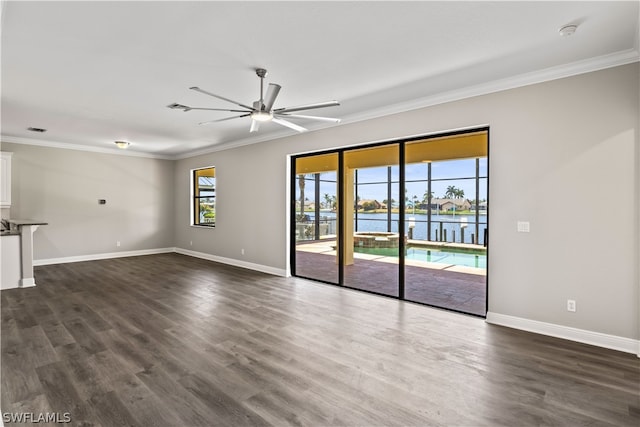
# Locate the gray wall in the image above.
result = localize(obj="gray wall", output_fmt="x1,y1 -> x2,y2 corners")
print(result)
174,63 -> 639,341
1,143 -> 175,260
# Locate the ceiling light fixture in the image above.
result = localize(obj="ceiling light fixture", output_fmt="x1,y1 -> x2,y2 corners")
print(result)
114,141 -> 130,149
559,24 -> 578,37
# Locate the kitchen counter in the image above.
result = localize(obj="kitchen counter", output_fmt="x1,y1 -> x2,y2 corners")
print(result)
1,219 -> 47,290
1,219 -> 47,236
8,219 -> 48,227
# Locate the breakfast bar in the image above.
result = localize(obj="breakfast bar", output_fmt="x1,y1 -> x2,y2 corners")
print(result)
1,219 -> 47,290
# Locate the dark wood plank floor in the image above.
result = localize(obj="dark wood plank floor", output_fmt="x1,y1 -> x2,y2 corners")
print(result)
1,253 -> 638,426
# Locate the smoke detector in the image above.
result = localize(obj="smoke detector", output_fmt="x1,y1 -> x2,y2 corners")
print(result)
559,24 -> 578,37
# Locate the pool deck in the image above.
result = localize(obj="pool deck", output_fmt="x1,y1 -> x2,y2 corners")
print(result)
297,240 -> 486,276
295,240 -> 487,316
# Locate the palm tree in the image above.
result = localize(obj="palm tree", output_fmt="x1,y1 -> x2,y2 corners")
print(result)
323,193 -> 331,209
422,191 -> 434,204
445,185 -> 457,199
404,188 -> 411,212
455,188 -> 465,199
298,175 -> 306,219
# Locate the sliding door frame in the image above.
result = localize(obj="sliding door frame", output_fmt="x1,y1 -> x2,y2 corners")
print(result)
398,142 -> 406,300
290,126 -> 489,317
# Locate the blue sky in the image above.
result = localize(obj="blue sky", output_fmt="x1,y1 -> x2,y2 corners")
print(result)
309,158 -> 488,204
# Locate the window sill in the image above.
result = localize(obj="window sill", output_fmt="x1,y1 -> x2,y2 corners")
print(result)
190,224 -> 215,229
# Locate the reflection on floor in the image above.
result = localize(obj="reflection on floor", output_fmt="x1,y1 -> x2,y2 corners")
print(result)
295,241 -> 486,316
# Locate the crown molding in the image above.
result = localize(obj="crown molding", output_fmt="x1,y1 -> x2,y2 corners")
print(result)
0,135 -> 174,160
339,48 -> 640,126
3,48 -> 638,160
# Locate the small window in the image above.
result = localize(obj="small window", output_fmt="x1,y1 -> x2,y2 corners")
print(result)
192,166 -> 215,227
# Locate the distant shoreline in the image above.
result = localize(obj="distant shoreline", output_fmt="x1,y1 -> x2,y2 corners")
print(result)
301,209 -> 486,215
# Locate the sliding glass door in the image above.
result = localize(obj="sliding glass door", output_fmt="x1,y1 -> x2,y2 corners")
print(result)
293,153 -> 339,284
404,133 -> 488,316
343,144 -> 401,297
291,129 -> 488,316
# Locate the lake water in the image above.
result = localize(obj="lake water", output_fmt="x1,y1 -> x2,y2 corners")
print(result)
316,212 -> 487,245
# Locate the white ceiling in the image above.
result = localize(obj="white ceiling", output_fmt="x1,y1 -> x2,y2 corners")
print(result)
1,1 -> 638,159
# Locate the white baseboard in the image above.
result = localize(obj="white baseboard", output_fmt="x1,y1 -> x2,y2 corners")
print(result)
486,312 -> 640,356
19,278 -> 36,287
33,246 -> 286,277
33,247 -> 175,266
174,247 -> 287,277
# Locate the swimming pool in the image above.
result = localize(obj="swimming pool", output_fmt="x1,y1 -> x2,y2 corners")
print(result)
355,246 -> 487,269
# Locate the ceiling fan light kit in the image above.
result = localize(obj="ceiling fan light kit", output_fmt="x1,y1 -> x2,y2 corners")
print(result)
169,68 -> 341,133
251,111 -> 273,122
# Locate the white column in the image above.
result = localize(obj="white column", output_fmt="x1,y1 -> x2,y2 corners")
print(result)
19,224 -> 39,287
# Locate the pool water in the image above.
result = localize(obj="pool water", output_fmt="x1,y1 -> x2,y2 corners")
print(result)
355,246 -> 486,269
407,248 -> 486,269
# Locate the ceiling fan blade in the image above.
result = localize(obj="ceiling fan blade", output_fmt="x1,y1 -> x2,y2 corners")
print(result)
250,120 -> 260,133
187,107 -> 251,113
274,100 -> 339,114
272,118 -> 308,133
190,86 -> 255,111
275,113 -> 341,123
263,83 -> 281,111
198,113 -> 250,125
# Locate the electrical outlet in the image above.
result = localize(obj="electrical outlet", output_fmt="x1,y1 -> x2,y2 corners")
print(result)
517,221 -> 530,233
567,299 -> 576,312
116,241 -> 121,247
241,248 -> 245,255
190,241 -> 193,246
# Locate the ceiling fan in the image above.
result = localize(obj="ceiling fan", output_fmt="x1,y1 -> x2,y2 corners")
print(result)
168,68 -> 341,133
